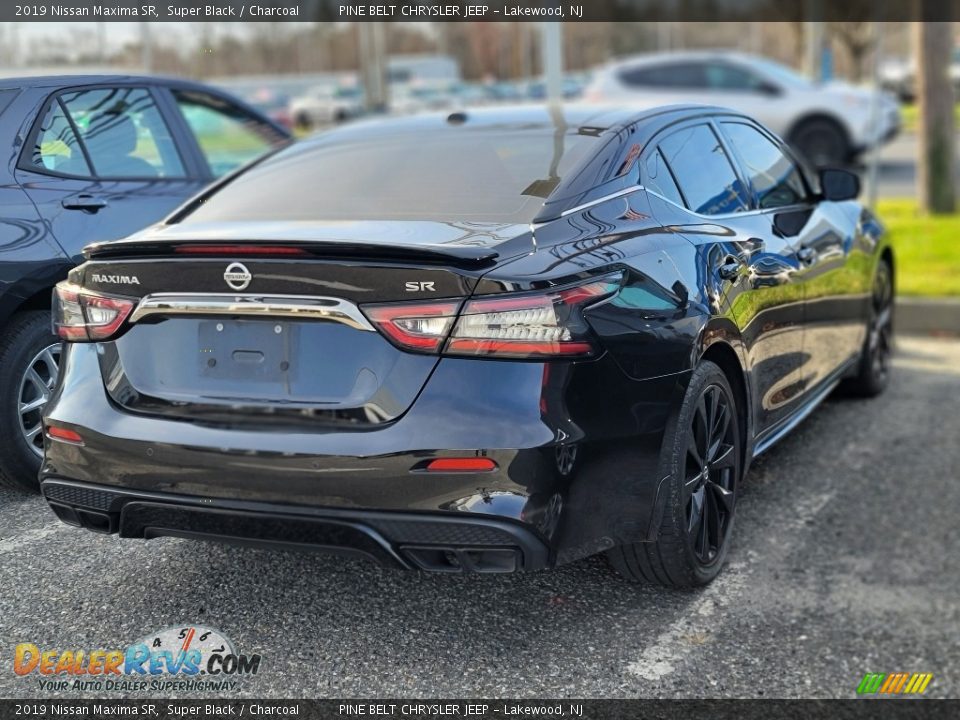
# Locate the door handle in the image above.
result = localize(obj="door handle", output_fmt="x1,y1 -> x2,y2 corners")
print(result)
797,246 -> 817,265
62,194 -> 108,212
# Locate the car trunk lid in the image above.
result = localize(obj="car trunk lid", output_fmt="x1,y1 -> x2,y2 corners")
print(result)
81,220 -> 532,428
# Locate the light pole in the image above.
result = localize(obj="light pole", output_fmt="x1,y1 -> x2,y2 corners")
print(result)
140,22 -> 152,73
542,21 -> 563,105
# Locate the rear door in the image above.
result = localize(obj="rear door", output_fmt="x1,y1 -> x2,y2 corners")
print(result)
14,84 -> 208,260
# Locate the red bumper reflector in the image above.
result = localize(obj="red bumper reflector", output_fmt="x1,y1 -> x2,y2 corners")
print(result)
47,427 -> 84,445
425,458 -> 497,472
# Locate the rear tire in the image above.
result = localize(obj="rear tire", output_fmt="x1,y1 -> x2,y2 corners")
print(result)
0,311 -> 60,493
608,361 -> 742,588
790,118 -> 849,168
844,259 -> 893,397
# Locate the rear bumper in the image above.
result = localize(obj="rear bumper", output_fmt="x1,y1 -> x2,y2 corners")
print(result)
41,479 -> 549,573
42,343 -> 690,570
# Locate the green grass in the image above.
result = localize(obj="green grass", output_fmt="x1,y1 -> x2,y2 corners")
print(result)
899,103 -> 960,132
878,198 -> 960,296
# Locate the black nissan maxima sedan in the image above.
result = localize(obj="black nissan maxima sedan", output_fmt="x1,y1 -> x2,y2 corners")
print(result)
40,105 -> 893,587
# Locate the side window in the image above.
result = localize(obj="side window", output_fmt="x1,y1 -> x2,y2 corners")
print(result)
173,90 -> 279,178
704,63 -> 761,91
659,124 -> 749,215
722,122 -> 807,209
29,100 -> 92,176
619,62 -> 707,89
60,87 -> 185,178
644,149 -> 685,206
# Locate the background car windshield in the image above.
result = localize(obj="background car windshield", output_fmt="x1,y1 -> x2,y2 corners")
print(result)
183,128 -> 601,224
174,89 -> 277,177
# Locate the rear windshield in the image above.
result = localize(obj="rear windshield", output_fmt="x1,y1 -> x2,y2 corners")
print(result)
181,126 -> 604,224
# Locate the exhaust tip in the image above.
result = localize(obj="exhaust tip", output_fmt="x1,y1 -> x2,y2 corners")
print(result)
401,545 -> 520,573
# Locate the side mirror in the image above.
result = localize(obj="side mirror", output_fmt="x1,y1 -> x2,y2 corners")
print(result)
773,208 -> 814,237
819,168 -> 860,201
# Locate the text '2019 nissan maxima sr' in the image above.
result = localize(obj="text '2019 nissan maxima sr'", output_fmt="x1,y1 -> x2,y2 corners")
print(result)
40,105 -> 893,587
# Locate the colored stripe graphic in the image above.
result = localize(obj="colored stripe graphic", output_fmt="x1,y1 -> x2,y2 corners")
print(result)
857,673 -> 885,694
858,672 -> 933,695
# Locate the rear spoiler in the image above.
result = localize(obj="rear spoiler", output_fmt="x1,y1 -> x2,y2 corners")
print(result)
83,239 -> 500,269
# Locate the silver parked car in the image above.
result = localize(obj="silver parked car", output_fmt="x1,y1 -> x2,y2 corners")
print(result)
585,51 -> 900,167
289,84 -> 364,129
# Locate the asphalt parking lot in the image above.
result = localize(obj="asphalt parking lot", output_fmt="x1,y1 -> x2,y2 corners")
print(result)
1,335 -> 957,700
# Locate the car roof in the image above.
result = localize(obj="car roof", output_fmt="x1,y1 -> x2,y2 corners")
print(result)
297,102 -> 733,147
604,50 -> 758,71
0,73 -> 224,91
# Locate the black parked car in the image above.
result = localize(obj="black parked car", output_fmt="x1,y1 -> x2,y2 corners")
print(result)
0,74 -> 290,491
41,105 -> 892,587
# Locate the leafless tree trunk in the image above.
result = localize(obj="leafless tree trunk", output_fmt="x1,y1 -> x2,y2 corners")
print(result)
830,22 -> 873,82
915,20 -> 956,213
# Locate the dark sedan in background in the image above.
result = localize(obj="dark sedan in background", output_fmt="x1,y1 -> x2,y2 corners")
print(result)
0,74 -> 290,491
41,105 -> 892,587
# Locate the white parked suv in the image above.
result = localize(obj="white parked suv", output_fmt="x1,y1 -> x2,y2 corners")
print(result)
585,51 -> 900,167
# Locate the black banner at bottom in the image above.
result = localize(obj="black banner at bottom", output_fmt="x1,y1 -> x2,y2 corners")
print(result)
0,700 -> 956,720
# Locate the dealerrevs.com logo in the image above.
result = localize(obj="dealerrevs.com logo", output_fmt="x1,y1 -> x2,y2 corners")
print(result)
13,625 -> 261,693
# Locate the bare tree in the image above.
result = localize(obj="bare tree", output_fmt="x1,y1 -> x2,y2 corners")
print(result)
830,22 -> 873,82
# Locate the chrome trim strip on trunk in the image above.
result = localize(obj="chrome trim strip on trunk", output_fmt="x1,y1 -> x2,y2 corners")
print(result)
129,293 -> 376,332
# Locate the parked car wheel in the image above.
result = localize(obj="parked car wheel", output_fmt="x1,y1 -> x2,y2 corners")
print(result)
790,117 -> 850,168
0,312 -> 60,493
608,361 -> 742,588
844,259 -> 894,397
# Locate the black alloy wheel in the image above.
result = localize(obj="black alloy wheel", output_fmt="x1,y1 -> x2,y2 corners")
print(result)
867,261 -> 894,386
607,360 -> 743,588
846,259 -> 894,397
0,311 -> 61,492
683,384 -> 738,566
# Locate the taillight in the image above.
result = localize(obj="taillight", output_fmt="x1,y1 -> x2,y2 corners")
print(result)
445,275 -> 620,359
362,301 -> 460,353
360,274 -> 620,359
53,283 -> 135,342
